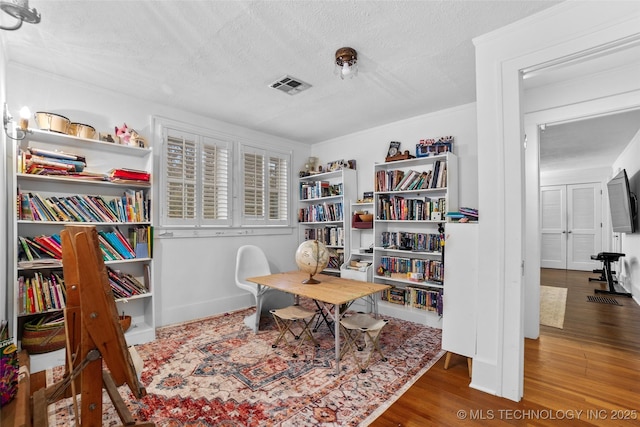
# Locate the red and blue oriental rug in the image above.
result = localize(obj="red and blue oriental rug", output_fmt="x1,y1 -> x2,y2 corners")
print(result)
47,307 -> 443,426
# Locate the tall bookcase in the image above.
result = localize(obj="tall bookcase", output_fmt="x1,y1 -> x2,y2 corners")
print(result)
298,168 -> 357,275
372,153 -> 458,327
7,129 -> 155,372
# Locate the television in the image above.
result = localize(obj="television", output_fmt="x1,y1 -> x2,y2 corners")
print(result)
607,169 -> 637,233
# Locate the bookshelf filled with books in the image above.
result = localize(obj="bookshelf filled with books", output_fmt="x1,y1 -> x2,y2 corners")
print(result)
7,128 -> 155,372
373,153 -> 458,327
298,168 -> 357,275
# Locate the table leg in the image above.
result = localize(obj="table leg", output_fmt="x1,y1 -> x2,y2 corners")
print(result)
334,303 -> 340,374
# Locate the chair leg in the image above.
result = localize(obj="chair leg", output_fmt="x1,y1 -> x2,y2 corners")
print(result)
254,294 -> 264,333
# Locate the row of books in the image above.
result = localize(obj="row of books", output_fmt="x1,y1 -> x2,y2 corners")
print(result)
18,190 -> 150,223
18,272 -> 66,314
326,248 -> 345,270
377,195 -> 446,221
17,148 -> 151,184
379,231 -> 442,252
18,147 -> 87,174
303,226 -> 345,247
379,256 -> 444,282
18,226 -> 151,264
108,267 -> 149,299
299,181 -> 343,200
381,287 -> 443,315
375,161 -> 447,192
18,265 -> 149,315
298,202 -> 344,223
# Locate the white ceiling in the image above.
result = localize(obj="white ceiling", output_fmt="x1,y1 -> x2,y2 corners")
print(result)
1,0 -> 560,144
525,43 -> 640,173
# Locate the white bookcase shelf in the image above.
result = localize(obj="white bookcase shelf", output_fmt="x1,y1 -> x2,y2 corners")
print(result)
372,153 -> 458,327
6,128 -> 156,372
298,168 -> 357,274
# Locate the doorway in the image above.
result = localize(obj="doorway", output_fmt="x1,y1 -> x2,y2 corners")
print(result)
540,183 -> 602,271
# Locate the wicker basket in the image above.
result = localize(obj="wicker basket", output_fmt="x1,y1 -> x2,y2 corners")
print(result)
22,317 -> 66,354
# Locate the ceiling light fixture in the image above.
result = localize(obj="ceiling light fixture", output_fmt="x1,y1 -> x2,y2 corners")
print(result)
0,0 -> 41,31
335,47 -> 358,80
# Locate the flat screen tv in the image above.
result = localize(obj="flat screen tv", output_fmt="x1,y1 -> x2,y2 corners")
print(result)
607,169 -> 637,233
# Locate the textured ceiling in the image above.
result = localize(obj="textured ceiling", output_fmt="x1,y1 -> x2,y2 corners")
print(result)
2,0 -> 560,144
539,109 -> 640,173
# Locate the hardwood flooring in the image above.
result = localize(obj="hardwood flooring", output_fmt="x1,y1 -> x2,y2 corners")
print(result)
370,269 -> 640,426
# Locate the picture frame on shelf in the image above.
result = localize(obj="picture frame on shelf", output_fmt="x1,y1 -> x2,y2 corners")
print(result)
386,141 -> 401,157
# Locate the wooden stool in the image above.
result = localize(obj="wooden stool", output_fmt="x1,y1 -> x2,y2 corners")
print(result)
444,352 -> 472,378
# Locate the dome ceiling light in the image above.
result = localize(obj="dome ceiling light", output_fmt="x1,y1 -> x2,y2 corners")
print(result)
335,47 -> 358,80
0,0 -> 41,31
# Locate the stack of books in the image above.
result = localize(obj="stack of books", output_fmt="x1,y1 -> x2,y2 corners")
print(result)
109,168 -> 151,183
446,207 -> 478,222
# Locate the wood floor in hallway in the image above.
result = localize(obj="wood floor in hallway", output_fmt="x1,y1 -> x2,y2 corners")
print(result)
370,268 -> 640,426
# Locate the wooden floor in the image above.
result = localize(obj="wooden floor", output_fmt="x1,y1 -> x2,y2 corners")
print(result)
370,269 -> 640,426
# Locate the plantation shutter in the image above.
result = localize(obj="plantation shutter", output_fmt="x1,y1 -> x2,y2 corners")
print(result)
162,128 -> 232,227
243,150 -> 265,220
242,146 -> 290,226
165,133 -> 197,224
268,154 -> 288,224
201,138 -> 230,225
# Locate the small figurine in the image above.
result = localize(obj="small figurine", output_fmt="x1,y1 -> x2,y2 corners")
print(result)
115,123 -> 131,145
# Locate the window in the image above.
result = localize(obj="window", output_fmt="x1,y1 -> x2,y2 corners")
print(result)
157,117 -> 292,232
241,145 -> 290,226
162,127 -> 231,227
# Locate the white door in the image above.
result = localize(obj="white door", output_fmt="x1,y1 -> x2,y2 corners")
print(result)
566,183 -> 602,270
541,186 -> 566,269
541,183 -> 602,271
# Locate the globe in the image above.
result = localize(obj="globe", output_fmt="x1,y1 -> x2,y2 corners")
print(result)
295,240 -> 330,284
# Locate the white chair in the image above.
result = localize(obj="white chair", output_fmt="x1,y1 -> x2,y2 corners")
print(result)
235,245 -> 292,333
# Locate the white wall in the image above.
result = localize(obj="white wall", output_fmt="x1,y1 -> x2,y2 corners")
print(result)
6,63 -> 311,327
312,103 -> 479,210
612,129 -> 640,301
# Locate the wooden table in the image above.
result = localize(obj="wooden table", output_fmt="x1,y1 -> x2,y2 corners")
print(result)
247,270 -> 391,374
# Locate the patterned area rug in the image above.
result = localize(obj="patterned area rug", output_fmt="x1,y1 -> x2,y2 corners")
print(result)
540,285 -> 568,329
47,306 -> 443,426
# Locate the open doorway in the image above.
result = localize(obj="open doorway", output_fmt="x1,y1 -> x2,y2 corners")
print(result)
521,42 -> 640,340
538,110 -> 640,271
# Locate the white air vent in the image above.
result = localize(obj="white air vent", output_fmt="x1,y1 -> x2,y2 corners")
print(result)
269,75 -> 312,95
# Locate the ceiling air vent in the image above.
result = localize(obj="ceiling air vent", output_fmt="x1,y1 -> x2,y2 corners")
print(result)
269,75 -> 312,95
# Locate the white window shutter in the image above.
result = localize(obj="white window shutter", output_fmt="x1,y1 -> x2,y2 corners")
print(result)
243,150 -> 265,220
201,139 -> 231,225
268,155 -> 288,223
241,145 -> 290,226
165,134 -> 198,224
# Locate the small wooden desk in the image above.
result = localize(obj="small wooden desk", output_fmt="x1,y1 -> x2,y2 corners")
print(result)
247,271 -> 391,374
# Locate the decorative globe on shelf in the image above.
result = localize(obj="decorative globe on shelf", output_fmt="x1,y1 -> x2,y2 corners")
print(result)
295,240 -> 330,284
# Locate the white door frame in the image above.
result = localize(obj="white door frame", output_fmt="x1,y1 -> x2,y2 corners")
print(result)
474,2 -> 640,401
